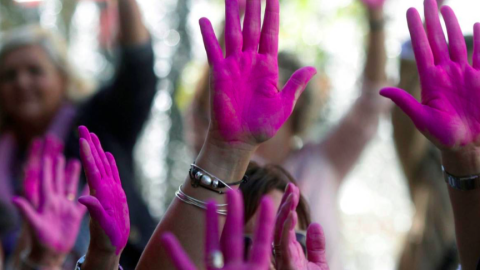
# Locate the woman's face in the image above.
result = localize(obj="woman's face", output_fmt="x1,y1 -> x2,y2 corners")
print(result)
0,45 -> 65,127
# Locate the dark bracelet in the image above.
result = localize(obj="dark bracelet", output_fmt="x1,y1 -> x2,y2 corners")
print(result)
189,163 -> 248,194
442,166 -> 480,191
369,19 -> 385,32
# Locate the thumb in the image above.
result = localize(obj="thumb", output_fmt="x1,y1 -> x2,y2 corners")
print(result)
380,87 -> 426,127
281,67 -> 317,105
306,223 -> 329,269
78,195 -> 110,230
12,196 -> 41,231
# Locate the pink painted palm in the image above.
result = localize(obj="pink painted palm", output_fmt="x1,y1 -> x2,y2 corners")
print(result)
200,0 -> 316,146
381,0 -> 480,149
161,190 -> 275,270
13,147 -> 86,253
274,184 -> 329,270
78,126 -> 130,255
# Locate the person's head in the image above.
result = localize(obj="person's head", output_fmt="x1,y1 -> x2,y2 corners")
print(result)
240,162 -> 311,233
0,25 -> 92,131
185,51 -> 329,157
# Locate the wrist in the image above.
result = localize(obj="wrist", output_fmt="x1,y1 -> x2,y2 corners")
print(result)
82,248 -> 120,270
367,7 -> 384,21
441,147 -> 480,176
23,249 -> 66,269
196,136 -> 256,183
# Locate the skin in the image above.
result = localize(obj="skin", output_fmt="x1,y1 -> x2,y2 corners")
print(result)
380,1 -> 480,269
274,184 -> 328,270
160,190 -> 276,270
11,137 -> 87,269
0,45 -> 66,144
136,0 -> 315,268
78,126 -> 130,270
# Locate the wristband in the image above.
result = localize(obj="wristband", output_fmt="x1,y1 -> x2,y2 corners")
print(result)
189,163 -> 248,194
442,166 -> 480,191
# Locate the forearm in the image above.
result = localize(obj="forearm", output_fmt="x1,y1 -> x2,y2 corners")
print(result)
443,149 -> 480,270
82,251 -> 120,270
117,0 -> 149,46
137,139 -> 255,270
321,94 -> 381,181
364,7 -> 387,84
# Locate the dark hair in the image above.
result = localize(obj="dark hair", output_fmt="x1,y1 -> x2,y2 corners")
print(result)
240,162 -> 311,230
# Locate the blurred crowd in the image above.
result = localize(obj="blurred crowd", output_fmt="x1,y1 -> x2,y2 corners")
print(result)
0,0 -> 479,269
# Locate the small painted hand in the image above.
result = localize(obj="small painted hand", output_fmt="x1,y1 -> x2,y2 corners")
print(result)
161,189 -> 275,270
200,0 -> 316,147
78,126 -> 130,255
274,183 -> 329,270
380,0 -> 480,150
13,148 -> 86,253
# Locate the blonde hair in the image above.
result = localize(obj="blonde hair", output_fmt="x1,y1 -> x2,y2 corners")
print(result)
0,24 -> 95,101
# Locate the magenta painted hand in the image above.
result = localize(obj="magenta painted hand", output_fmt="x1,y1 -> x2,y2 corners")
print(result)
274,183 -> 329,270
23,135 -> 64,208
161,189 -> 275,270
12,151 -> 87,253
200,0 -> 316,146
78,126 -> 130,255
380,0 -> 480,149
360,0 -> 385,9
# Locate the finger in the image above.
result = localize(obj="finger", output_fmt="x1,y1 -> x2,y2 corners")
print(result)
281,67 -> 317,106
26,138 -> 43,167
78,126 -> 106,177
279,211 -> 297,266
258,0 -> 279,55
221,189 -> 244,264
474,23 -> 480,69
424,0 -> 449,64
12,197 -> 42,231
79,139 -> 101,191
39,157 -> 54,211
106,153 -> 121,184
76,185 -> 90,215
380,87 -> 427,129
279,183 -> 294,212
407,8 -> 435,73
205,201 -> 220,269
441,6 -> 468,64
274,194 -> 294,244
199,18 -> 223,65
91,133 -> 112,177
78,195 -> 111,231
160,233 -> 197,270
65,159 -> 81,197
54,155 -> 65,196
306,223 -> 328,268
250,196 -> 275,266
242,0 -> 261,51
225,0 -> 242,56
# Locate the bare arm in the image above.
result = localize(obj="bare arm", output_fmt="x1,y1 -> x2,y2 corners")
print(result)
117,0 -> 149,46
320,6 -> 388,182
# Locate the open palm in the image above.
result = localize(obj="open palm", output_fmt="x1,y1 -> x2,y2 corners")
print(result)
78,126 -> 130,255
201,0 -> 316,145
381,0 -> 480,149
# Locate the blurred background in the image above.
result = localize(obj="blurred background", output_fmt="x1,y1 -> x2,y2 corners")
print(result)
2,0 -> 480,269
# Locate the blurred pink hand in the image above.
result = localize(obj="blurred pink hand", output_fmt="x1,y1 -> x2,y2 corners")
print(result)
78,126 -> 130,255
360,0 -> 385,9
380,0 -> 480,149
161,190 -> 275,270
274,183 -> 329,270
12,144 -> 87,253
200,0 -> 316,146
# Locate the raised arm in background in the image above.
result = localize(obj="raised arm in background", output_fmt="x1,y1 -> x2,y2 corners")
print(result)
319,0 -> 390,183
381,1 -> 480,269
136,0 -> 316,267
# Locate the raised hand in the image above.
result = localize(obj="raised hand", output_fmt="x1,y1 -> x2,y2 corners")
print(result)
78,126 -> 129,256
161,190 -> 275,270
12,144 -> 86,254
360,0 -> 385,9
200,0 -> 316,146
380,0 -> 480,150
274,183 -> 329,270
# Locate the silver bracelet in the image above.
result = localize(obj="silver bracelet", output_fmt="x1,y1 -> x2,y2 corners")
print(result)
175,185 -> 227,215
442,166 -> 480,191
75,255 -> 123,270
